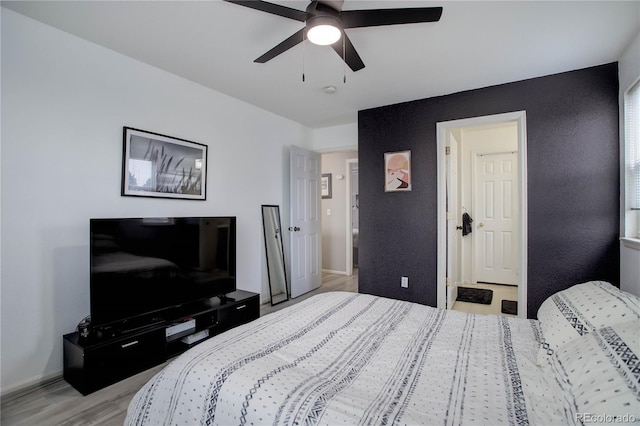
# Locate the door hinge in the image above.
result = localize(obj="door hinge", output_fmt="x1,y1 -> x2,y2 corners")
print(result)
446,277 -> 452,287
445,146 -> 451,155
446,212 -> 451,221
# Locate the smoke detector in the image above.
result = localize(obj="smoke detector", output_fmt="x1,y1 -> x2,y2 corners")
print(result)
322,85 -> 337,94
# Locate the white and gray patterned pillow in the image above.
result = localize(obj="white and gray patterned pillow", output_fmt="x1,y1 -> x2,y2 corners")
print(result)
552,320 -> 640,421
537,281 -> 640,360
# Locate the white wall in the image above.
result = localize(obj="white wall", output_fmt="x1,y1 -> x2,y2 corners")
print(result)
321,151 -> 358,273
0,9 -> 312,394
311,122 -> 357,152
619,30 -> 640,297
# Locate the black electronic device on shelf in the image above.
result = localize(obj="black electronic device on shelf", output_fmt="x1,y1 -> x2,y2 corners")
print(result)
89,216 -> 237,336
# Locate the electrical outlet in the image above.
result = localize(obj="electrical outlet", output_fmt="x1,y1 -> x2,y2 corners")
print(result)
401,276 -> 409,288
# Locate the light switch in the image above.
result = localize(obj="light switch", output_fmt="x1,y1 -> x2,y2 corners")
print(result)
327,209 -> 331,216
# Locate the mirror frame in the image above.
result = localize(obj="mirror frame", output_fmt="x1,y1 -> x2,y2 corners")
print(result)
261,204 -> 290,306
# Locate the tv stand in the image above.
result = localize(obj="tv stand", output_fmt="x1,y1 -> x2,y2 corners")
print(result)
63,290 -> 259,395
218,294 -> 236,303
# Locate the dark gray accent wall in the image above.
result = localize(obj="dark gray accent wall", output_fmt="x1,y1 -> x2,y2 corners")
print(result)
358,63 -> 619,318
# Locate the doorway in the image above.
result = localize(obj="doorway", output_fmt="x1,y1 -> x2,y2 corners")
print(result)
436,112 -> 528,318
346,159 -> 359,276
319,151 -> 358,278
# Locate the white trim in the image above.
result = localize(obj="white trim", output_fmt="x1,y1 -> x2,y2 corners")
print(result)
437,111 -> 528,318
1,371 -> 63,400
623,76 -> 640,239
621,237 -> 640,251
322,269 -> 348,275
437,130 -> 446,309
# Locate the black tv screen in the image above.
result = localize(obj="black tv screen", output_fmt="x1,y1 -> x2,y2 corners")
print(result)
90,217 -> 236,329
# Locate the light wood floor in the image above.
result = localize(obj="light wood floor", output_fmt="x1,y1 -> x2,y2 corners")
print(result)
0,272 -> 358,426
260,270 -> 358,316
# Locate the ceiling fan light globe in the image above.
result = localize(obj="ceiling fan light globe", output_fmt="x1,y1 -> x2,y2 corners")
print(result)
308,24 -> 341,45
306,12 -> 342,46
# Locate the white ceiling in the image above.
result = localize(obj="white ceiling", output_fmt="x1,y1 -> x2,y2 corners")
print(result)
3,1 -> 639,128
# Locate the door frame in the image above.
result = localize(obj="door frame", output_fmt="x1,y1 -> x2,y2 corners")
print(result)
446,133 -> 459,309
345,159 -> 358,276
436,111 -> 528,318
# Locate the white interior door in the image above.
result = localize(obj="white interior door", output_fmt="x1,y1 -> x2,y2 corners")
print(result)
472,151 -> 518,285
289,145 -> 322,298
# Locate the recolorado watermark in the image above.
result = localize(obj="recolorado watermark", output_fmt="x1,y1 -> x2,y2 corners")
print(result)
576,413 -> 637,423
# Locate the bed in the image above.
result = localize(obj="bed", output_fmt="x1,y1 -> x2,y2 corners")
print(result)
126,281 -> 639,425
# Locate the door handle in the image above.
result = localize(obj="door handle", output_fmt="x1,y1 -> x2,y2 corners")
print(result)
478,222 -> 484,228
288,226 -> 300,232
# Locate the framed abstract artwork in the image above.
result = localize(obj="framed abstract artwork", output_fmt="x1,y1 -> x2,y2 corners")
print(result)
122,127 -> 207,200
385,150 -> 411,192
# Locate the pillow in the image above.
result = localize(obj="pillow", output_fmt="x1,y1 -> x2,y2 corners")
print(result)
92,233 -> 121,253
537,281 -> 640,358
552,320 -> 639,422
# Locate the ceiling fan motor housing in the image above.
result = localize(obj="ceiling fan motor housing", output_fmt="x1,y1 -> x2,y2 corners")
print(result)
305,2 -> 343,45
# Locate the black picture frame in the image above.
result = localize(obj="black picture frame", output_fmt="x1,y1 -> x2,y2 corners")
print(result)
121,127 -> 207,200
384,150 -> 411,192
321,173 -> 332,199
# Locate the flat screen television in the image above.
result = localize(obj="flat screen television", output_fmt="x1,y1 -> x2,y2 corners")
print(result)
90,216 -> 236,331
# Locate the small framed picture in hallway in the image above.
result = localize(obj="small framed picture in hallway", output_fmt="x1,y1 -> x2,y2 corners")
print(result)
321,173 -> 332,199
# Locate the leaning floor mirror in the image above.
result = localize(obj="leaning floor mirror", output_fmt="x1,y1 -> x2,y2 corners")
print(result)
261,205 -> 289,306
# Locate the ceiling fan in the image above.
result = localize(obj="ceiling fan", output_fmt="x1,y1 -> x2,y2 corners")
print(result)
224,0 -> 443,72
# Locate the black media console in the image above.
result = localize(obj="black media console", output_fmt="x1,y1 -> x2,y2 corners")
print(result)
63,290 -> 260,395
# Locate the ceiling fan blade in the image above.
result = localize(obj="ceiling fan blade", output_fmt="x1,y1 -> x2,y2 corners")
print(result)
223,0 -> 306,22
341,7 -> 443,29
254,29 -> 306,63
330,33 -> 365,72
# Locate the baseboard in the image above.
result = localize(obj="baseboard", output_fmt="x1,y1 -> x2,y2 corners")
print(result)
322,269 -> 348,275
1,371 -> 63,401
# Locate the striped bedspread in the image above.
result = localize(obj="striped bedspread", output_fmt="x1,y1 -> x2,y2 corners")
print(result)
126,292 -> 572,425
